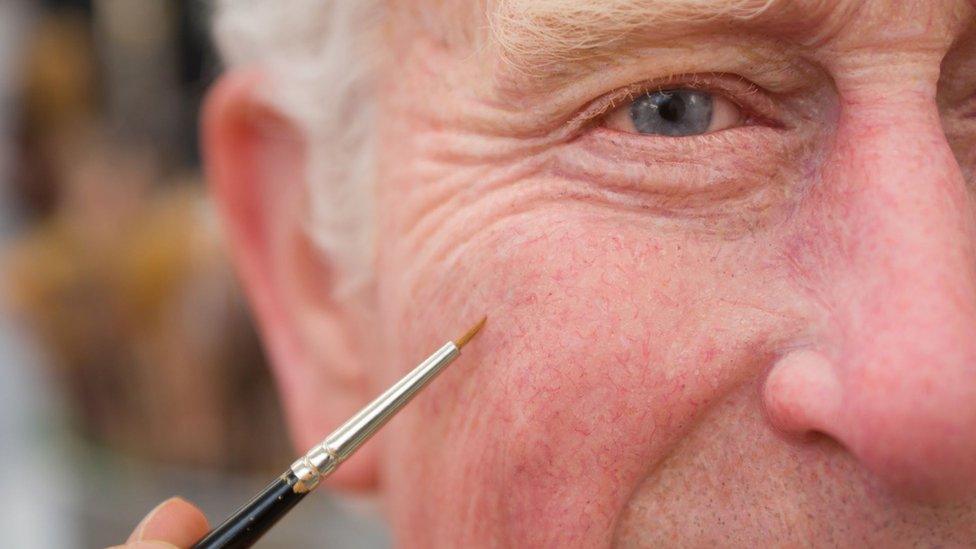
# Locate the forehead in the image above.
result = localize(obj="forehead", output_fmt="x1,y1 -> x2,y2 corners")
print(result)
392,0 -> 976,86
400,0 -> 973,61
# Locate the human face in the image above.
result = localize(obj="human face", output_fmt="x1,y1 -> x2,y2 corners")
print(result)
369,0 -> 976,545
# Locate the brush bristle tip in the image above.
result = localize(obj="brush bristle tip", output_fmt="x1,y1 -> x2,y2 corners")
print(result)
455,315 -> 487,349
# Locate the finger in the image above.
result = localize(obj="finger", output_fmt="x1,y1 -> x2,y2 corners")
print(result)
126,497 -> 210,547
108,542 -> 180,549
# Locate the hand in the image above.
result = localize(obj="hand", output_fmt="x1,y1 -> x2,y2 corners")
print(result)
109,497 -> 210,549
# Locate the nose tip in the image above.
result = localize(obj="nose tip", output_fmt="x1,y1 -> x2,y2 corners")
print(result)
763,350 -> 841,435
764,349 -> 976,502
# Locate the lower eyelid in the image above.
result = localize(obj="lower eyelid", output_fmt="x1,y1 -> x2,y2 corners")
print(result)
542,133 -> 803,232
566,125 -> 789,180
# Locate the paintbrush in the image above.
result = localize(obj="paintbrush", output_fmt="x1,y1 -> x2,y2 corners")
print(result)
191,316 -> 487,549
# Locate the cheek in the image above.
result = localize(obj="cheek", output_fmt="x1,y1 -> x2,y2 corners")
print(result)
378,206 -> 798,546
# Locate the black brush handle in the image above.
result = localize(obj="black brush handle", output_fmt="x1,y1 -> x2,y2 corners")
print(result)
192,470 -> 308,549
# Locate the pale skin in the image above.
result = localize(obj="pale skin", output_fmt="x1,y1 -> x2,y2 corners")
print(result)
116,0 -> 976,547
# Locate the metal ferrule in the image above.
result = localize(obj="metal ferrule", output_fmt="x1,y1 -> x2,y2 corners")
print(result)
289,445 -> 338,493
288,341 -> 460,494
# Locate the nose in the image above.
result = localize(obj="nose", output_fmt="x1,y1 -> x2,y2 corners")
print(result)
763,85 -> 976,501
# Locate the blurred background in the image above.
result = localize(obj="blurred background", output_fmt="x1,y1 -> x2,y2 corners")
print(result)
0,1 -> 388,546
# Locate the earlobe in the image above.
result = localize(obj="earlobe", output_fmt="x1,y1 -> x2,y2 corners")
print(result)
201,70 -> 379,490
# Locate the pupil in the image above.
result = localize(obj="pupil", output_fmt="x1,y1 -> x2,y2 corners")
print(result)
658,93 -> 685,122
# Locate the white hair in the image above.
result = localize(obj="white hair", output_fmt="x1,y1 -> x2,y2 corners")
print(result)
212,0 -> 385,296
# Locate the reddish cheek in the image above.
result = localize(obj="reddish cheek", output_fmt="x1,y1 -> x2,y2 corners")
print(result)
384,220 -> 738,546
699,345 -> 719,364
494,351 -> 683,532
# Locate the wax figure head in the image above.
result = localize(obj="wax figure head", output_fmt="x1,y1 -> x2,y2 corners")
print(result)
202,0 -> 976,545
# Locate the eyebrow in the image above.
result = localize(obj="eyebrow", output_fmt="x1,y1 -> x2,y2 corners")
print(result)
486,0 -> 848,76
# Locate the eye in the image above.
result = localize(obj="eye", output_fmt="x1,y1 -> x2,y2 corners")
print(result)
604,89 -> 744,137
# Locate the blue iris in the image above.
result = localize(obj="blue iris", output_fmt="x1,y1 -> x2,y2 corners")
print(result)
629,89 -> 713,136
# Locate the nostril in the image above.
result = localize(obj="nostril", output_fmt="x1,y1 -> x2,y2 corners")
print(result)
763,349 -> 842,437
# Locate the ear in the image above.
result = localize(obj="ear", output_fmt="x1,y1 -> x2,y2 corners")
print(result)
201,70 -> 377,490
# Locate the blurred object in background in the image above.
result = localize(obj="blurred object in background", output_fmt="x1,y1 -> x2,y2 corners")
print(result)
5,154 -> 289,470
7,0 -> 291,477
96,0 -> 181,153
15,6 -> 96,220
0,1 -> 389,547
0,3 -> 73,548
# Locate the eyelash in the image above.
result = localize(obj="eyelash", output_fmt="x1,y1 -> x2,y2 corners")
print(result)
568,73 -> 785,135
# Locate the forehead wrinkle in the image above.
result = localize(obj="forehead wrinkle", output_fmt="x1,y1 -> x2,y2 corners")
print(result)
486,0 -> 850,76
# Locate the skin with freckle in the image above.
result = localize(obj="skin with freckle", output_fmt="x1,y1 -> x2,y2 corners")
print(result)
195,0 -> 976,547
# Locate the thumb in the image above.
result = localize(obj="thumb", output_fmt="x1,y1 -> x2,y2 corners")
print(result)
117,497 -> 210,548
